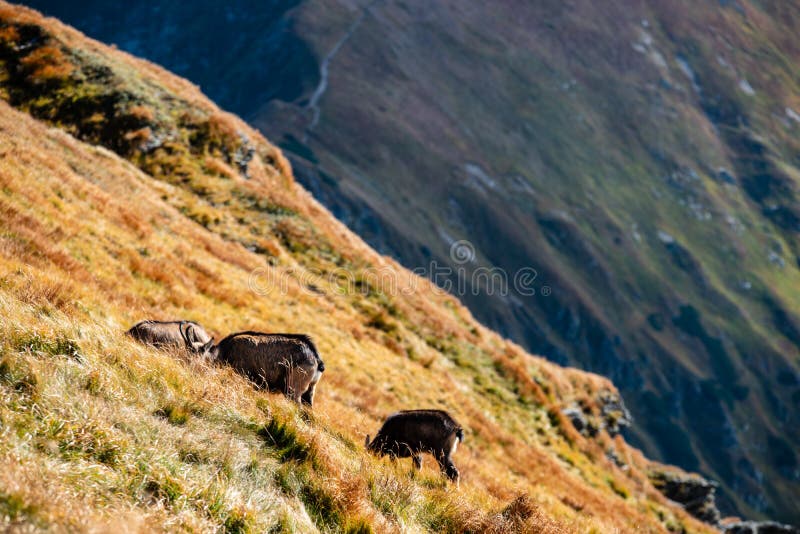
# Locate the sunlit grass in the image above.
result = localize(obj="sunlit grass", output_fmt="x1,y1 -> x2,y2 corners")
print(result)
0,3 -> 721,532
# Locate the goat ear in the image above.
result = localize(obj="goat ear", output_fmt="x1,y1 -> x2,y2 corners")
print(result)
364,435 -> 370,448
202,339 -> 215,353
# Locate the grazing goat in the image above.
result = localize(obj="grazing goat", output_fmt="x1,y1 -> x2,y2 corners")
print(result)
366,409 -> 464,481
209,332 -> 325,405
127,320 -> 214,354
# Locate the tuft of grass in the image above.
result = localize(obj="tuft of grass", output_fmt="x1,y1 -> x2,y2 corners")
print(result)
84,370 -> 102,394
273,463 -> 344,530
258,417 -> 314,465
154,403 -> 192,425
368,474 -> 424,528
0,355 -> 38,398
299,477 -> 342,530
141,476 -> 185,506
417,494 -> 469,534
365,311 -> 397,334
39,419 -> 126,467
10,331 -> 80,358
344,518 -> 374,534
0,490 -> 38,523
606,477 -> 630,500
221,506 -> 257,534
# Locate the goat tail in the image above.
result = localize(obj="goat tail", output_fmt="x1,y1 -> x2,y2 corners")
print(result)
455,427 -> 464,443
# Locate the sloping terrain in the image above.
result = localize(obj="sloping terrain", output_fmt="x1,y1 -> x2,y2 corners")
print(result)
20,0 -> 800,522
0,3 -> 723,532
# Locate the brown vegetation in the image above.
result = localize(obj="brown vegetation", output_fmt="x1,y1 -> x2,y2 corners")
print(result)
0,3 -> 719,532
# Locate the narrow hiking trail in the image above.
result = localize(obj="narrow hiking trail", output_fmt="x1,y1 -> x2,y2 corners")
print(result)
304,1 -> 378,141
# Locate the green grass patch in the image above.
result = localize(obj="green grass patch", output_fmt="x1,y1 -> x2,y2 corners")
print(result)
606,477 -> 630,499
10,331 -> 81,358
368,475 -> 416,521
141,475 -> 185,506
0,490 -> 38,523
0,355 -> 39,398
273,464 -> 344,531
154,403 -> 192,425
220,506 -> 257,534
41,420 -> 126,467
258,418 -> 314,465
365,311 -> 397,334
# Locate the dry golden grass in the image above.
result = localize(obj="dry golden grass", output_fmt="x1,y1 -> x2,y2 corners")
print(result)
18,43 -> 74,81
0,97 -> 710,534
0,3 -> 719,532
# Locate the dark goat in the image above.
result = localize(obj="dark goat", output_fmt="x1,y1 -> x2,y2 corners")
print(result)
366,409 -> 464,481
127,320 -> 214,354
209,332 -> 325,406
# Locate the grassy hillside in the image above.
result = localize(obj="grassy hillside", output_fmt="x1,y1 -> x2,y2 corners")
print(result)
12,0 -> 800,523
0,3 -> 720,532
245,0 -> 799,522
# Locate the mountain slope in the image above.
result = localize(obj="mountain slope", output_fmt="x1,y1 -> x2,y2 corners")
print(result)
0,3 -> 722,532
261,5 -> 800,522
20,0 -> 800,522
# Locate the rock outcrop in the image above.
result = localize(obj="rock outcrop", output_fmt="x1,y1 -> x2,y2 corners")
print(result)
562,405 -> 593,436
649,468 -> 721,524
598,390 -> 632,437
562,389 -> 632,439
723,521 -> 799,534
649,468 -> 800,532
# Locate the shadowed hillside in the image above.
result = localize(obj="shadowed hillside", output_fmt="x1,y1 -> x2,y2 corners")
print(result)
0,3 -> 728,532
18,0 -> 800,522
258,3 -> 800,522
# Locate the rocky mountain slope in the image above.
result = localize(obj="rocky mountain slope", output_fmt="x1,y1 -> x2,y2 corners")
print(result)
0,2 -> 732,531
21,0 -> 800,523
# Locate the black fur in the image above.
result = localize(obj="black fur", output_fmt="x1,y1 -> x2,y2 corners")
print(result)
367,409 -> 464,481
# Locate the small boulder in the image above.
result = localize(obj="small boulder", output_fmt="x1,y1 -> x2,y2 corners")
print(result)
606,446 -> 629,470
562,405 -> 595,436
648,468 -> 721,524
723,520 -> 799,534
598,390 -> 632,436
